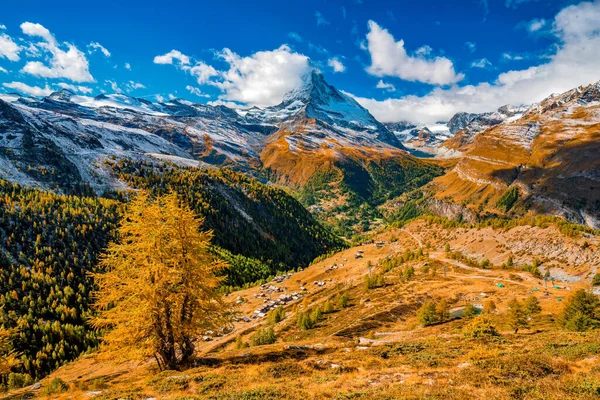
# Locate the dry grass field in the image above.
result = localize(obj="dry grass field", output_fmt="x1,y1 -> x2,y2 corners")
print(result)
6,219 -> 600,400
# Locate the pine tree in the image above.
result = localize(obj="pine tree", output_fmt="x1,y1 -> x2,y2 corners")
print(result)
91,191 -> 230,370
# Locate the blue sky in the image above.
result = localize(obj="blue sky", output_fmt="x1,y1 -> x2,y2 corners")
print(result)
1,0 -> 600,123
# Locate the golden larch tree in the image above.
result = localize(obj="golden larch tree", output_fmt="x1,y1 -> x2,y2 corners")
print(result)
91,191 -> 229,370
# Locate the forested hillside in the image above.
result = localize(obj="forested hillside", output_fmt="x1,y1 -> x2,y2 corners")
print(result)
0,162 -> 343,380
110,159 -> 343,272
0,181 -> 121,378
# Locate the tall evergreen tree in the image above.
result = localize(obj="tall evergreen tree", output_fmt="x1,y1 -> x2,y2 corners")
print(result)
91,191 -> 230,369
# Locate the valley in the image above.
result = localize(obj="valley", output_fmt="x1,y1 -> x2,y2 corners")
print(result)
0,44 -> 599,400
8,218 -> 599,399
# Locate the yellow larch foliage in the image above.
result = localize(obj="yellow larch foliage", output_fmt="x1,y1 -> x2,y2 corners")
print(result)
91,191 -> 229,370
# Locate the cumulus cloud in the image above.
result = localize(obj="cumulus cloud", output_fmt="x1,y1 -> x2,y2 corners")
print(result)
124,62 -> 131,70
0,33 -> 21,61
327,57 -> 346,72
20,22 -> 94,82
376,80 -> 396,92
88,42 -> 111,57
186,62 -> 218,84
0,25 -> 6,30
465,41 -> 476,53
153,49 -> 190,65
352,1 -> 600,124
0,66 -> 7,73
3,81 -> 53,96
57,82 -> 93,94
365,20 -> 463,85
186,85 -> 210,98
212,45 -> 310,107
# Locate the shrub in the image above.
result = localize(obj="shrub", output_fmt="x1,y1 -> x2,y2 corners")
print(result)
310,307 -> 322,323
400,266 -> 415,282
462,316 -> 500,339
322,300 -> 334,314
592,273 -> 600,287
297,311 -> 315,330
40,378 -> 68,396
483,300 -> 497,314
235,335 -> 249,350
436,299 -> 450,322
249,327 -> 276,346
364,273 -> 385,290
417,302 -> 440,326
521,264 -> 542,278
462,303 -> 479,319
7,373 -> 32,390
560,289 -> 600,331
267,306 -> 285,324
507,298 -> 528,333
524,295 -> 542,316
338,293 -> 350,309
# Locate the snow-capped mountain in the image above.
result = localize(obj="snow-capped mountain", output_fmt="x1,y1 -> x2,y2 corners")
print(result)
0,72 -> 411,191
442,104 -> 529,152
433,80 -> 600,228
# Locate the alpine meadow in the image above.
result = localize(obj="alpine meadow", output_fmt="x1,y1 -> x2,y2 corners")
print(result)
0,0 -> 600,399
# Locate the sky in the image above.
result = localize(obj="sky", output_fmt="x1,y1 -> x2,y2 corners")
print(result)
1,0 -> 600,123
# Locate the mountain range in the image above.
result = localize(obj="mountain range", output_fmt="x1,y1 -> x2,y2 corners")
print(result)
0,71 -> 598,228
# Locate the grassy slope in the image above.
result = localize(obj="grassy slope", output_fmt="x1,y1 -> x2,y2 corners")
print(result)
15,219 -> 600,399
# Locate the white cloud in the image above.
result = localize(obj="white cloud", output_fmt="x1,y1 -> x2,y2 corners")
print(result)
155,94 -> 165,102
415,45 -> 433,56
57,82 -> 93,94
352,1 -> 600,124
526,18 -> 547,32
186,85 -> 210,98
124,62 -> 131,70
105,79 -> 121,93
0,25 -> 6,30
502,52 -> 525,61
315,11 -> 329,26
20,22 -> 94,82
125,81 -> 146,91
153,49 -> 190,65
327,57 -> 346,72
212,45 -> 310,107
471,58 -> 492,68
3,81 -> 53,96
88,42 -> 111,57
465,41 -> 476,53
185,62 -> 218,84
24,42 -> 41,57
0,66 -> 7,73
288,32 -> 303,42
376,80 -> 396,92
365,20 -> 463,85
0,33 -> 21,61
